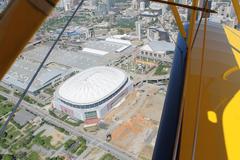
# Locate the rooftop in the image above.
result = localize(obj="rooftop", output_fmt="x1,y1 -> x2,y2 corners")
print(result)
13,109 -> 36,126
2,59 -> 67,93
140,41 -> 175,53
83,39 -> 131,55
57,66 -> 127,105
22,44 -> 133,70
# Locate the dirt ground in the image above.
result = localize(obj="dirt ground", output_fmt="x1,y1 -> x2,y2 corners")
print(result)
104,83 -> 165,158
42,126 -> 66,147
111,114 -> 156,155
139,145 -> 154,160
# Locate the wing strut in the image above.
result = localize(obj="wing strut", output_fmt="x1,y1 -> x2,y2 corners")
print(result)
0,0 -> 59,79
231,0 -> 240,24
168,0 -> 187,38
0,0 -> 85,136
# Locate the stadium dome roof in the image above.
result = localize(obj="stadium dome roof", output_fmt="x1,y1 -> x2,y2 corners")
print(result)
57,66 -> 127,105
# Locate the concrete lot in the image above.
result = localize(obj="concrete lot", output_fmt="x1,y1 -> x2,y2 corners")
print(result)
22,43 -> 134,70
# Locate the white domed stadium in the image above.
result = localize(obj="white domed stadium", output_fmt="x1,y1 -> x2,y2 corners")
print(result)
52,66 -> 133,121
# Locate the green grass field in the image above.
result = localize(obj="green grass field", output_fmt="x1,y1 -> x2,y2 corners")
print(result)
0,102 -> 13,117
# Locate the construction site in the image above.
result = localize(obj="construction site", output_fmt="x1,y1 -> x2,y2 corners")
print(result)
101,83 -> 165,159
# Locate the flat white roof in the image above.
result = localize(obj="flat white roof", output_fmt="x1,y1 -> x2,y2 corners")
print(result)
105,38 -> 131,45
82,48 -> 109,56
57,66 -> 127,105
116,45 -> 130,53
140,41 -> 175,53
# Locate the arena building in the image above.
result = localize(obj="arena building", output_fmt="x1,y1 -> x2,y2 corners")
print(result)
52,66 -> 133,121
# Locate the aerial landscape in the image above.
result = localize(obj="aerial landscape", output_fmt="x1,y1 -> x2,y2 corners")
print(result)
0,0 -> 239,160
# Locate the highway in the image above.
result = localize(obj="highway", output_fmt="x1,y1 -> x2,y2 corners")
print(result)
0,92 -> 135,160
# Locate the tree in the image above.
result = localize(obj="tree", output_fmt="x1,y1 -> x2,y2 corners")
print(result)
27,152 -> 40,160
3,154 -> 14,160
118,29 -> 124,34
46,156 -> 64,160
64,139 -> 75,149
99,153 -> 118,160
16,151 -> 27,160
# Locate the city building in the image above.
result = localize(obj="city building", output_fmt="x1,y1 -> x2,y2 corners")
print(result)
63,26 -> 91,41
144,0 -> 150,8
132,0 -> 139,10
59,0 -> 73,11
96,2 -> 108,16
147,26 -> 170,42
215,2 -> 230,18
103,0 -> 114,11
2,59 -> 72,95
91,0 -> 97,8
229,2 -> 237,18
0,0 -> 10,6
82,38 -> 132,55
149,1 -> 165,11
135,21 -> 142,40
140,0 -> 145,11
13,110 -> 36,127
52,66 -> 133,121
176,0 -> 187,4
137,41 -> 175,63
209,1 -> 236,26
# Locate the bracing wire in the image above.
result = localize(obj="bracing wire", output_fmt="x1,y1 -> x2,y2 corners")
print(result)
170,1 -> 209,159
191,0 -> 209,50
191,0 -> 209,159
0,0 -> 85,136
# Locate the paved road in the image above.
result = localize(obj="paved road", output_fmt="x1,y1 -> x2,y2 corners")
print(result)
145,74 -> 170,81
134,74 -> 170,87
0,92 -> 135,160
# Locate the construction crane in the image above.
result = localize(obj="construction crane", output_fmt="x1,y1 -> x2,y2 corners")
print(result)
0,0 -> 240,160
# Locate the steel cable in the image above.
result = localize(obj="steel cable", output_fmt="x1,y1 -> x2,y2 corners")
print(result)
0,0 -> 85,136
190,0 -> 209,159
